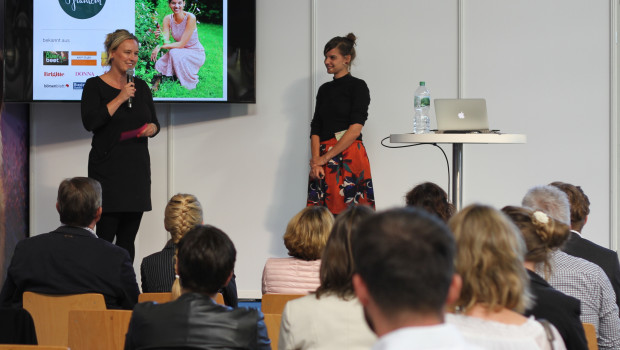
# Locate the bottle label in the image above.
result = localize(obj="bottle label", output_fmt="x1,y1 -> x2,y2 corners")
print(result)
415,96 -> 430,107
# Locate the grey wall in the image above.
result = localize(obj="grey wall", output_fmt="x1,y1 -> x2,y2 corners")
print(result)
30,0 -> 614,297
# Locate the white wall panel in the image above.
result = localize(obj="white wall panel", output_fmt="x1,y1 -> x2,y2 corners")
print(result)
462,0 -> 610,246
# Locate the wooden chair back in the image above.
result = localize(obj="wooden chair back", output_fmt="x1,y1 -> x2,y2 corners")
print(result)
138,292 -> 225,305
260,294 -> 304,314
0,346 -> 69,350
263,313 -> 282,350
22,292 -> 106,346
137,292 -> 172,304
582,323 -> 598,350
68,310 -> 132,350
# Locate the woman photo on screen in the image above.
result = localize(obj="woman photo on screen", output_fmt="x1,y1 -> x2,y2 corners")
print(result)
81,29 -> 159,262
150,0 -> 206,90
306,33 -> 375,215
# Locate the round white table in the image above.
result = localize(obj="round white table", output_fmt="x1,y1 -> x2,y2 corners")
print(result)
389,133 -> 527,210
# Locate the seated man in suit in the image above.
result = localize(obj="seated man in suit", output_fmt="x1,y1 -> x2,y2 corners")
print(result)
125,225 -> 270,349
0,177 -> 139,310
523,185 -> 620,350
351,208 -> 478,349
550,181 -> 620,313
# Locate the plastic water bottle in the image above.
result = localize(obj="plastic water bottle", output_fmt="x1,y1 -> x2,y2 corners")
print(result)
413,81 -> 431,134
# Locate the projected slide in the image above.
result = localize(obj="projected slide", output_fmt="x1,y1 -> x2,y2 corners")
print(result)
33,0 -> 226,102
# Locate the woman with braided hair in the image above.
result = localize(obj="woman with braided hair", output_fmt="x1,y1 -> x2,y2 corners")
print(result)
502,206 -> 587,350
140,193 -> 238,306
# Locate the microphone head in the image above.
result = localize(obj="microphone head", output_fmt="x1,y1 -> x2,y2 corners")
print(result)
126,68 -> 134,83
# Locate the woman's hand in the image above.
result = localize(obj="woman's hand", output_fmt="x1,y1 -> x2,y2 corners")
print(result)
120,81 -> 136,102
310,165 -> 325,180
154,27 -> 161,39
138,123 -> 158,138
310,155 -> 327,168
151,46 -> 160,62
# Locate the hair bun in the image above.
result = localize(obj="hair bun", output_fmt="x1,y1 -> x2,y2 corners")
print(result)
345,33 -> 357,44
530,211 -> 569,249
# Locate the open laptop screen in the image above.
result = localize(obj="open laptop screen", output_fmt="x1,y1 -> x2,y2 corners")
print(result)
434,99 -> 489,133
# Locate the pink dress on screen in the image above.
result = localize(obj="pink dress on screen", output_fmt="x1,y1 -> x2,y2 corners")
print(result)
155,13 -> 206,90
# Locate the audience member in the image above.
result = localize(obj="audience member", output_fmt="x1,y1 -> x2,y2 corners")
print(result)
523,185 -> 620,350
550,181 -> 620,312
140,193 -> 238,306
279,205 -> 376,349
502,206 -> 587,350
0,307 -> 37,344
351,207 -> 478,350
0,177 -> 139,309
262,206 -> 334,294
125,225 -> 271,349
404,182 -> 455,222
447,204 -> 566,350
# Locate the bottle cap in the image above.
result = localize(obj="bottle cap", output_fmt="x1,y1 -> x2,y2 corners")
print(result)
420,81 -> 425,86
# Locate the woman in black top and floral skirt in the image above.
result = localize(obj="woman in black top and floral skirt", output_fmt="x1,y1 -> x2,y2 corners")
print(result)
307,33 -> 375,215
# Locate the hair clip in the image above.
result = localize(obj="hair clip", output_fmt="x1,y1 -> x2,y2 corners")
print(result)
533,211 -> 549,224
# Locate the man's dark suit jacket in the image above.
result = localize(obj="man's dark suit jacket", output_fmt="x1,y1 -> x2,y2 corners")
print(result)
140,240 -> 239,307
562,231 -> 620,312
525,270 -> 588,350
0,226 -> 139,310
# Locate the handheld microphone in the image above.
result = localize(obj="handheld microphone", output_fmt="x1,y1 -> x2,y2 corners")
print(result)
126,68 -> 135,108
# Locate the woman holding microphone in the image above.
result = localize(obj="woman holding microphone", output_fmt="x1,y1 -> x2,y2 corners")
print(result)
81,29 -> 159,261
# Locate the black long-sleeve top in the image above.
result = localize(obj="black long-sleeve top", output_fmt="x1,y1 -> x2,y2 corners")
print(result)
310,74 -> 370,141
81,76 -> 160,213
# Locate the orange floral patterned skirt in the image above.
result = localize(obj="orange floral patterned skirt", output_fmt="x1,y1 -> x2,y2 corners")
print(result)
307,139 -> 375,214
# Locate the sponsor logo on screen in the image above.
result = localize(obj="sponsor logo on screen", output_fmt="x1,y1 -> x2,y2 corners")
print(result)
71,51 -> 98,66
59,0 -> 106,20
44,83 -> 70,88
101,52 -> 109,66
43,51 -> 69,65
44,72 -> 65,77
73,82 -> 86,90
75,72 -> 95,77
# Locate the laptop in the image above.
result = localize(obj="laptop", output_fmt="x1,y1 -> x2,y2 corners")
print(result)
434,98 -> 490,133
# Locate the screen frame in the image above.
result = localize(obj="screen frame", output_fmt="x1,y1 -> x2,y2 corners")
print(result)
2,0 -> 255,103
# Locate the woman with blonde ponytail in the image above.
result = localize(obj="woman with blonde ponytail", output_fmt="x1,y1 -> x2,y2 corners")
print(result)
502,206 -> 587,350
140,194 -> 238,306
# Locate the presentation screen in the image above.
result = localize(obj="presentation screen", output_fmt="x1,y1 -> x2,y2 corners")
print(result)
4,0 -> 256,103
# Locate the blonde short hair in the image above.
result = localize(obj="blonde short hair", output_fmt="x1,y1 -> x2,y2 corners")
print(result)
104,29 -> 138,66
448,204 -> 532,313
283,206 -> 334,260
164,194 -> 203,244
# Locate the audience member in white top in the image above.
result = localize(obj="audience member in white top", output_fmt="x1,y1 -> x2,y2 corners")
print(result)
279,205 -> 376,350
351,207 -> 480,350
447,204 -> 566,350
262,206 -> 333,294
446,314 -> 563,350
522,185 -> 620,350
